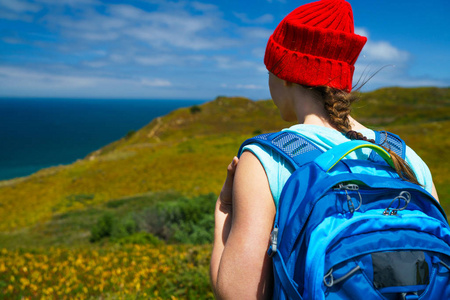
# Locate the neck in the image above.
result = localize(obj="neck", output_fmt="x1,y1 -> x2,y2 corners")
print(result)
290,85 -> 367,131
291,86 -> 334,128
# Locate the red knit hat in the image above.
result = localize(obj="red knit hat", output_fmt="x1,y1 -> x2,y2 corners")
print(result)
264,0 -> 367,92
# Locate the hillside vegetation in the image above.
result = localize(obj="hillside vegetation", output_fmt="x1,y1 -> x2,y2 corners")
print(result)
0,87 -> 449,299
0,88 -> 449,232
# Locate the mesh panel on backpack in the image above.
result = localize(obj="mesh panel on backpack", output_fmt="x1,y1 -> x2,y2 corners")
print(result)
379,131 -> 403,157
271,132 -> 319,158
253,132 -> 273,141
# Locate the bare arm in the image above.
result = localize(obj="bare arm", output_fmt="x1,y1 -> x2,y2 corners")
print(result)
211,151 -> 276,299
210,157 -> 237,289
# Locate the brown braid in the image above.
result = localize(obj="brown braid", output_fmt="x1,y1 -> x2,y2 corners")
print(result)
308,85 -> 421,186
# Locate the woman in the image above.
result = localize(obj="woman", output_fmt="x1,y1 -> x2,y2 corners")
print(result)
210,0 -> 440,299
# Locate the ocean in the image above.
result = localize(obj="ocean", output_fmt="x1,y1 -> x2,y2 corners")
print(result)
0,98 -> 206,181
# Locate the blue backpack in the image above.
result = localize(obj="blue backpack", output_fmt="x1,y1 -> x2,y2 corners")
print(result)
238,131 -> 450,300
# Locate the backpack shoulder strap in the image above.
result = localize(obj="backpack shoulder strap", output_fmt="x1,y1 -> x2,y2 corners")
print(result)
237,131 -> 324,170
369,131 -> 406,163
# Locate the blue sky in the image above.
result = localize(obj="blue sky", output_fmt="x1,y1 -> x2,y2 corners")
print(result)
0,0 -> 449,100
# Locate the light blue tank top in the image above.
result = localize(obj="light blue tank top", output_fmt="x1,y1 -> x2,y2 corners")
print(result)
243,124 -> 433,207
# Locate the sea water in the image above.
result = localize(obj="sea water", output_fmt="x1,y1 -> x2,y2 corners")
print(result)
0,98 -> 205,181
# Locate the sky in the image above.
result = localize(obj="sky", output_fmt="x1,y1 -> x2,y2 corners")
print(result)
0,0 -> 449,100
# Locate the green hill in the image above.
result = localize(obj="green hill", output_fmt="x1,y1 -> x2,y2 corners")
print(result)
0,88 -> 448,236
0,87 -> 449,299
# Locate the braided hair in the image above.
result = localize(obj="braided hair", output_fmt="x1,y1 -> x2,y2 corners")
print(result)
309,85 -> 421,185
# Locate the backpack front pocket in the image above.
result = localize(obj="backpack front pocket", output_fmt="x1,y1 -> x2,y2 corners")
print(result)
323,252 -> 450,300
304,210 -> 450,300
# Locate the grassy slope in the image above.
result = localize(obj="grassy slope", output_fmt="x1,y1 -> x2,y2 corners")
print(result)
0,97 -> 290,231
0,88 -> 448,233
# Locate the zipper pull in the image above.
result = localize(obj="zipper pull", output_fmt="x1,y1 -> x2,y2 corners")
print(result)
334,183 -> 360,191
268,227 -> 278,257
334,183 -> 362,213
383,191 -> 411,216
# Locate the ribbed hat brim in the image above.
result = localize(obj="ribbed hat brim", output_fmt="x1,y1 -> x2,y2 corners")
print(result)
265,23 -> 367,92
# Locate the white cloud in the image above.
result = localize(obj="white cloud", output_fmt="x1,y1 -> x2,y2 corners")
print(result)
109,54 -> 129,63
140,78 -> 172,87
39,0 -> 100,5
351,28 -> 448,91
362,41 -> 410,62
213,56 -> 260,71
125,25 -> 227,50
3,1 -> 443,100
221,83 -> 265,90
135,55 -> 172,66
80,31 -> 120,41
0,66 -> 105,88
354,27 -> 409,63
353,63 -> 449,91
108,4 -> 147,20
0,0 -> 41,13
0,0 -> 42,21
190,2 -> 218,12
392,78 -> 449,87
2,37 -> 25,44
252,47 -> 266,59
134,54 -> 206,66
43,3 -> 236,51
83,61 -> 108,68
43,7 -> 128,34
236,84 -> 264,90
0,66 -> 173,97
233,12 -> 273,24
257,65 -> 268,73
354,27 -> 369,38
240,27 -> 273,40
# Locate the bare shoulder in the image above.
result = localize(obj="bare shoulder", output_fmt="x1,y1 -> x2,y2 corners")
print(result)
215,150 -> 276,299
233,151 -> 274,210
232,149 -> 275,235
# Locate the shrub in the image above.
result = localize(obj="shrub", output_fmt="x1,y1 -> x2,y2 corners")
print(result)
125,130 -> 136,139
89,193 -> 217,245
90,212 -> 114,242
112,232 -> 161,246
139,193 -> 216,244
190,105 -> 202,114
90,213 -> 140,243
111,215 -> 138,239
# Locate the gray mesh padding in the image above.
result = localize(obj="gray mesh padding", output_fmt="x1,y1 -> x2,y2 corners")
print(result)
254,133 -> 273,141
380,133 -> 403,156
271,132 -> 318,158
